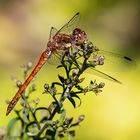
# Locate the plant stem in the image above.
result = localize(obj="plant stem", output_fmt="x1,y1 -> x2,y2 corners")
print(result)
22,95 -> 41,130
35,62 -> 84,138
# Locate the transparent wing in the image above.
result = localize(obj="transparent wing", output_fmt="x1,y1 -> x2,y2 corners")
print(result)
49,27 -> 58,40
87,68 -> 122,84
54,12 -> 80,37
93,50 -> 135,71
77,58 -> 121,83
97,50 -> 133,62
47,51 -> 63,65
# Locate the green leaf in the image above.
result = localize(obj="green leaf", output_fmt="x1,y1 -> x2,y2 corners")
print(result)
7,117 -> 19,136
75,85 -> 83,90
26,121 -> 39,136
68,130 -> 75,137
65,117 -> 73,126
90,80 -> 96,85
90,80 -> 94,84
71,94 -> 82,107
58,75 -> 65,83
35,107 -> 50,122
57,65 -> 63,68
68,94 -> 82,108
51,82 -> 62,87
68,97 -> 76,108
46,129 -> 56,138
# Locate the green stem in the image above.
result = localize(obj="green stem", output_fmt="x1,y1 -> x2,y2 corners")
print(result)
35,46 -> 91,138
21,95 -> 41,130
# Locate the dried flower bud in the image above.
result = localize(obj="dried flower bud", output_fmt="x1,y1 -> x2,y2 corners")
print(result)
87,42 -> 94,52
52,120 -> 58,125
93,55 -> 98,63
27,62 -> 32,69
72,69 -> 79,76
32,84 -> 36,91
78,115 -> 85,122
65,117 -> 73,125
98,56 -> 105,65
95,89 -> 102,95
94,46 -> 99,51
44,83 -> 49,90
22,108 -> 29,116
83,87 -> 88,94
52,87 -> 57,95
5,99 -> 10,105
98,82 -> 105,88
84,54 -> 89,59
20,100 -> 26,107
77,77 -> 85,83
99,56 -> 105,61
58,133 -> 64,138
68,130 -> 75,137
98,61 -> 104,65
35,98 -> 40,104
83,40 -> 87,44
16,80 -> 22,88
87,41 -> 93,48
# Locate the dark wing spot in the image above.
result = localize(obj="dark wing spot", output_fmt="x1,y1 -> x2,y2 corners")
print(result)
76,12 -> 80,15
124,56 -> 132,61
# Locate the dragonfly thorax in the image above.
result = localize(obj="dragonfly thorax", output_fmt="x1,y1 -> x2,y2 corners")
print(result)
47,33 -> 72,52
47,40 -> 57,51
54,34 -> 62,43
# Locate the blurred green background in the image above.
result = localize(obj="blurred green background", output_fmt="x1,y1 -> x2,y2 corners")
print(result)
0,0 -> 140,139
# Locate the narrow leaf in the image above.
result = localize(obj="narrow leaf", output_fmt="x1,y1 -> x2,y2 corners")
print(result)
71,94 -> 82,107
58,75 -> 65,83
57,65 -> 63,69
68,97 -> 76,108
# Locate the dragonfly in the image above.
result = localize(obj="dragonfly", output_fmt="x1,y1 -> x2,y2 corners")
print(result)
6,12 -> 133,116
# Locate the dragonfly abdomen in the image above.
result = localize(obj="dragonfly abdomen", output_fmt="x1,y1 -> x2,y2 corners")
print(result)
6,50 -> 50,116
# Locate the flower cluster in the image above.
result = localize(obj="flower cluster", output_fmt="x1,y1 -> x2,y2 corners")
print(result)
4,40 -> 105,139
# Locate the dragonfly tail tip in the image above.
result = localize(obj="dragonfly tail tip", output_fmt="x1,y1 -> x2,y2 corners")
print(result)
6,110 -> 10,116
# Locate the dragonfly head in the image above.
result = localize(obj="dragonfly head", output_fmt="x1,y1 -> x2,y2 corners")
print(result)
72,28 -> 87,44
47,34 -> 63,51
54,34 -> 62,43
47,40 -> 58,51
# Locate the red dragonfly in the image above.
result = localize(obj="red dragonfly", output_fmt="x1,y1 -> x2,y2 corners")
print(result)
6,12 -> 133,116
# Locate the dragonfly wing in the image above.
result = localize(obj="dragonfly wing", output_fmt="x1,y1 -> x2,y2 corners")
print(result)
93,49 -> 135,71
47,52 -> 61,65
97,50 -> 133,61
77,59 -> 121,83
54,12 -> 80,36
47,49 -> 65,65
49,27 -> 58,40
88,67 -> 122,84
